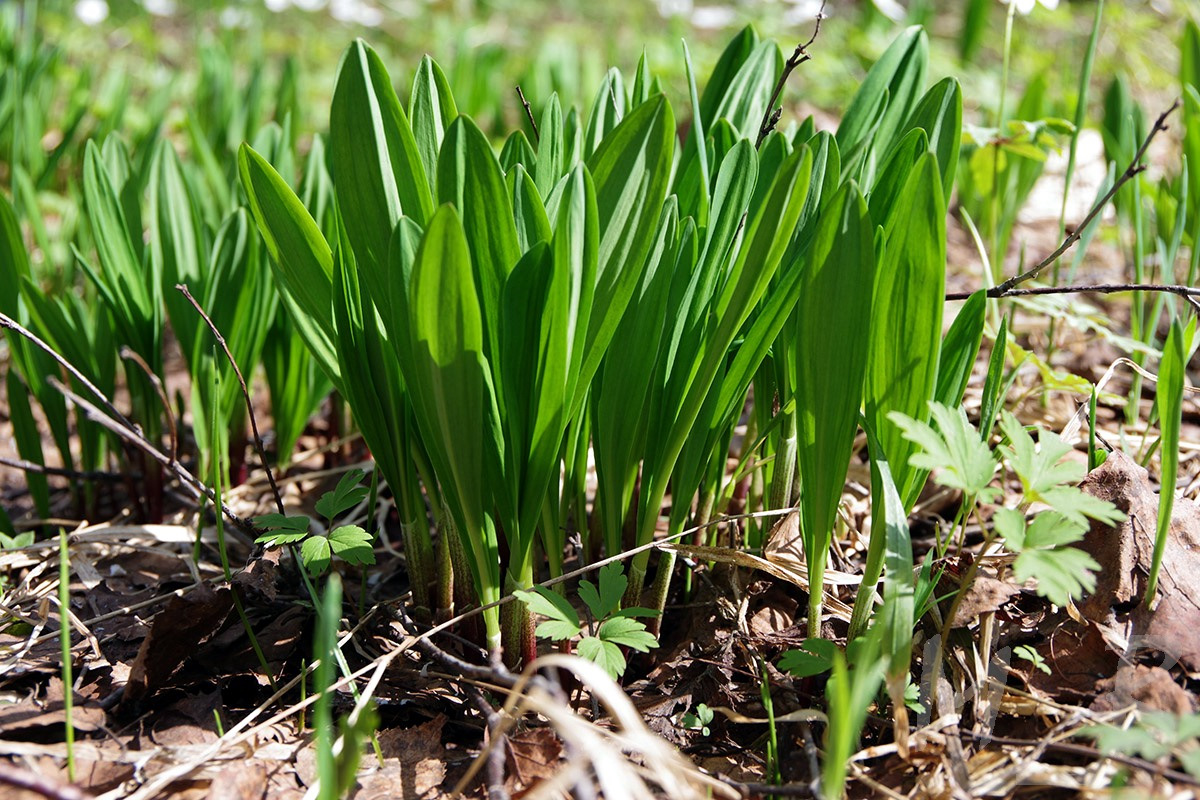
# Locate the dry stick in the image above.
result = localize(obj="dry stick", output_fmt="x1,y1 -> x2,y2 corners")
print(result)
118,346 -> 177,464
176,283 -> 286,515
756,0 -> 826,147
0,311 -> 134,432
0,455 -> 128,482
515,85 -> 539,144
46,377 -> 256,533
990,99 -> 1181,296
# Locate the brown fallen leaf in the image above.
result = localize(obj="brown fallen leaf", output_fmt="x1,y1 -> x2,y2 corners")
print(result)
0,677 -> 106,734
1078,450 -> 1200,672
506,727 -> 562,795
353,716 -> 448,799
1091,664 -> 1196,715
121,582 -> 233,707
950,576 -> 1020,628
210,761 -> 269,800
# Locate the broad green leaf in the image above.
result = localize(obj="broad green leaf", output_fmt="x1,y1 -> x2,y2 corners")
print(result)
708,39 -> 782,141
837,26 -> 928,176
331,39 -> 434,317
778,638 -> 838,678
534,93 -> 565,196
301,535 -> 332,576
865,152 -> 946,507
401,205 -> 503,639
996,509 -> 1100,606
409,55 -> 458,198
508,164 -> 551,252
253,513 -> 311,532
499,129 -> 537,174
516,585 -> 581,631
583,68 -> 625,160
935,290 -> 986,411
577,636 -> 626,678
795,180 -> 876,625
896,77 -> 962,199
238,144 -> 341,388
438,115 -> 521,365
580,94 -> 675,395
698,25 -> 758,131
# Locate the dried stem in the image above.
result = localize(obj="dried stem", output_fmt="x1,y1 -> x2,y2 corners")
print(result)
119,346 -> 176,463
756,0 -> 826,147
0,455 -> 129,482
991,99 -> 1181,295
176,283 -> 285,515
516,85 -> 539,144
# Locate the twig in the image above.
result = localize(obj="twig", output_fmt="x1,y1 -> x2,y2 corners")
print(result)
0,311 -> 134,432
0,761 -> 91,800
466,685 -> 510,800
960,730 -> 1200,788
46,376 -> 256,534
176,284 -> 285,515
756,0 -> 826,147
991,99 -> 1181,294
949,282 -> 1200,301
0,455 -> 129,482
118,347 -> 176,464
515,85 -> 539,144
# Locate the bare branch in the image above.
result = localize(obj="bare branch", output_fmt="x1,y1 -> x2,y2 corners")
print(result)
516,85 -> 539,144
176,284 -> 285,515
757,0 -> 826,147
992,99 -> 1181,294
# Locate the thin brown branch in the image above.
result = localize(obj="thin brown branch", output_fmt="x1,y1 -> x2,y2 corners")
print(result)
46,376 -> 257,535
0,311 -> 134,432
948,281 -> 1200,307
992,99 -> 1181,294
756,0 -> 826,147
176,284 -> 285,515
118,346 -> 176,463
515,85 -> 539,144
0,455 -> 130,482
960,730 -> 1200,788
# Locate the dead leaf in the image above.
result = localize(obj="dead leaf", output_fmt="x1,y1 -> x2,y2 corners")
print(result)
1091,664 -> 1196,715
950,577 -> 1019,628
506,727 -> 562,794
1078,450 -> 1200,672
121,583 -> 233,707
0,677 -> 106,734
210,761 -> 269,800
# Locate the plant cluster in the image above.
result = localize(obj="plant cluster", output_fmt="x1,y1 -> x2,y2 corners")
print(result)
2,3 -> 1200,797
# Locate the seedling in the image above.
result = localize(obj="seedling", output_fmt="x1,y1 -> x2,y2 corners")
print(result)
681,703 -> 714,737
515,563 -> 659,679
253,468 -> 376,578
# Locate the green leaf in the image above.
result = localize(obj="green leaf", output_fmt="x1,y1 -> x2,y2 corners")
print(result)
995,508 -> 1100,606
778,638 -> 839,678
253,513 -> 311,532
595,562 -> 628,619
409,55 -> 458,199
1148,317 -> 1194,602
328,524 -> 376,567
598,616 -> 658,652
864,152 -> 946,508
516,586 -> 581,638
890,403 -> 998,500
238,144 -> 341,389
577,635 -> 627,679
315,468 -> 369,521
999,412 -> 1081,498
795,180 -> 876,614
301,535 -> 332,577
331,41 -> 434,301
